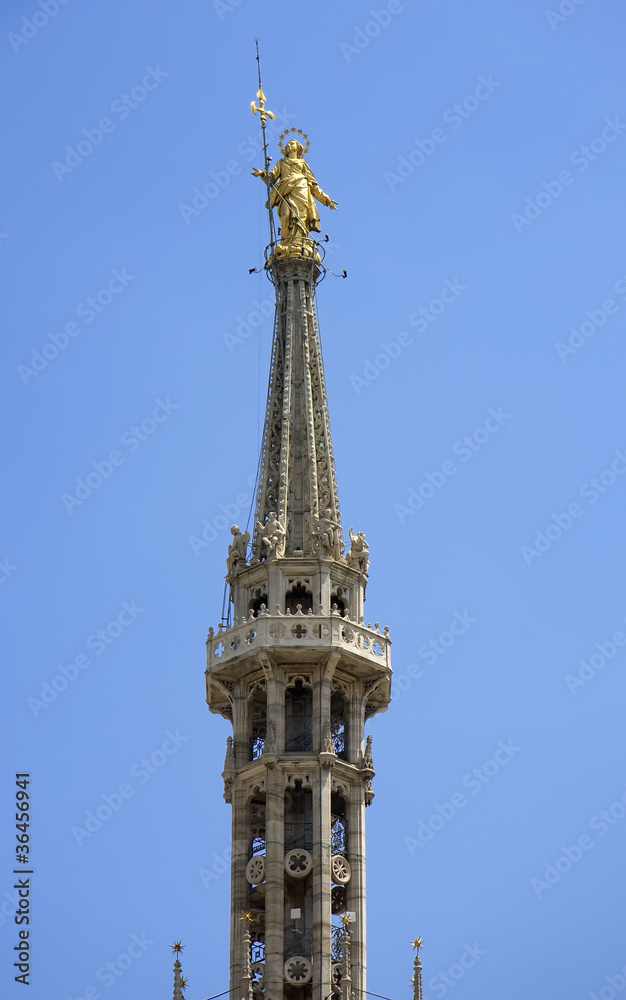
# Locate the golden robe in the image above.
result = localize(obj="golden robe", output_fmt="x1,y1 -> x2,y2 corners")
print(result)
265,156 -> 331,242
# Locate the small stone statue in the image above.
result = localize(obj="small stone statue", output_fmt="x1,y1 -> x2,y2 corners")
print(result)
346,527 -> 369,574
256,511 -> 285,559
226,524 -> 249,583
314,507 -> 342,560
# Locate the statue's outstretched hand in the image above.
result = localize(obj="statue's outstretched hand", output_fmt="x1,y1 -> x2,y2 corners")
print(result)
251,168 -> 265,178
327,199 -> 338,210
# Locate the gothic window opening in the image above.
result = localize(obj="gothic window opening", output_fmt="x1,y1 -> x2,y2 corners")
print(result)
330,917 -> 344,962
331,884 -> 346,915
285,582 -> 313,614
251,937 -> 265,963
283,896 -> 313,960
331,957 -> 342,996
331,792 -> 347,855
249,588 -> 268,617
284,979 -> 313,1000
285,679 -> 313,752
249,797 -> 267,859
247,798 -> 267,926
330,691 -> 347,760
284,781 -> 313,852
331,586 -> 348,616
249,917 -> 266,997
283,779 -> 313,994
249,684 -> 267,761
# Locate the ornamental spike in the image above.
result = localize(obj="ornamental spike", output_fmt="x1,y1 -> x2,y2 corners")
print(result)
412,938 -> 424,1000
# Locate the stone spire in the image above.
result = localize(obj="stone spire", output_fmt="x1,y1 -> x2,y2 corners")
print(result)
411,939 -> 424,1000
250,252 -> 343,562
171,942 -> 186,1000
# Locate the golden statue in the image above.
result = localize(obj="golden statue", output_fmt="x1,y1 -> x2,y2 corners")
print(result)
252,131 -> 337,254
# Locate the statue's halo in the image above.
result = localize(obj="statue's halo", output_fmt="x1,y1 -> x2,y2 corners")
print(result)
278,127 -> 310,156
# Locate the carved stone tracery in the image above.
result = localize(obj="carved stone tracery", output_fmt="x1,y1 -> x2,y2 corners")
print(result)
251,260 -> 344,561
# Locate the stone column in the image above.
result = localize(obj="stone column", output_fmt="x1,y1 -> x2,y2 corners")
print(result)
229,778 -> 250,998
264,762 -> 285,1000
347,779 -> 367,998
312,760 -> 333,1000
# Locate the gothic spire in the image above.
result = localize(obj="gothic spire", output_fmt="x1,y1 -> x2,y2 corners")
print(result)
250,252 -> 344,562
171,942 -> 186,1000
412,938 -> 424,1000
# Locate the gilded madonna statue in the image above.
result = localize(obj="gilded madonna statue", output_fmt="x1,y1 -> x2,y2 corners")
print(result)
252,137 -> 337,252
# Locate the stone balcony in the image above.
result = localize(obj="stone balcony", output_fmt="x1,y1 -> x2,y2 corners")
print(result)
206,607 -> 391,675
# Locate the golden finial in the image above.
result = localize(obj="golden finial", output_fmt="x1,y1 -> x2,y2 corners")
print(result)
341,912 -> 353,927
171,941 -> 184,955
412,937 -> 423,951
250,86 -> 276,126
180,976 -> 189,991
241,911 -> 254,923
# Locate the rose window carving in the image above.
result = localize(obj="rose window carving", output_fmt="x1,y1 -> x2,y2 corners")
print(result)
246,856 -> 266,885
284,848 -> 312,878
284,957 -> 312,984
331,855 -> 351,885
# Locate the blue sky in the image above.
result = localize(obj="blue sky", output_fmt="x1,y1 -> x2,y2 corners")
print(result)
2,1 -> 626,999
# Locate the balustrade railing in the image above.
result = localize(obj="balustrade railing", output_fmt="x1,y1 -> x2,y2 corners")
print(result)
207,610 -> 390,669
